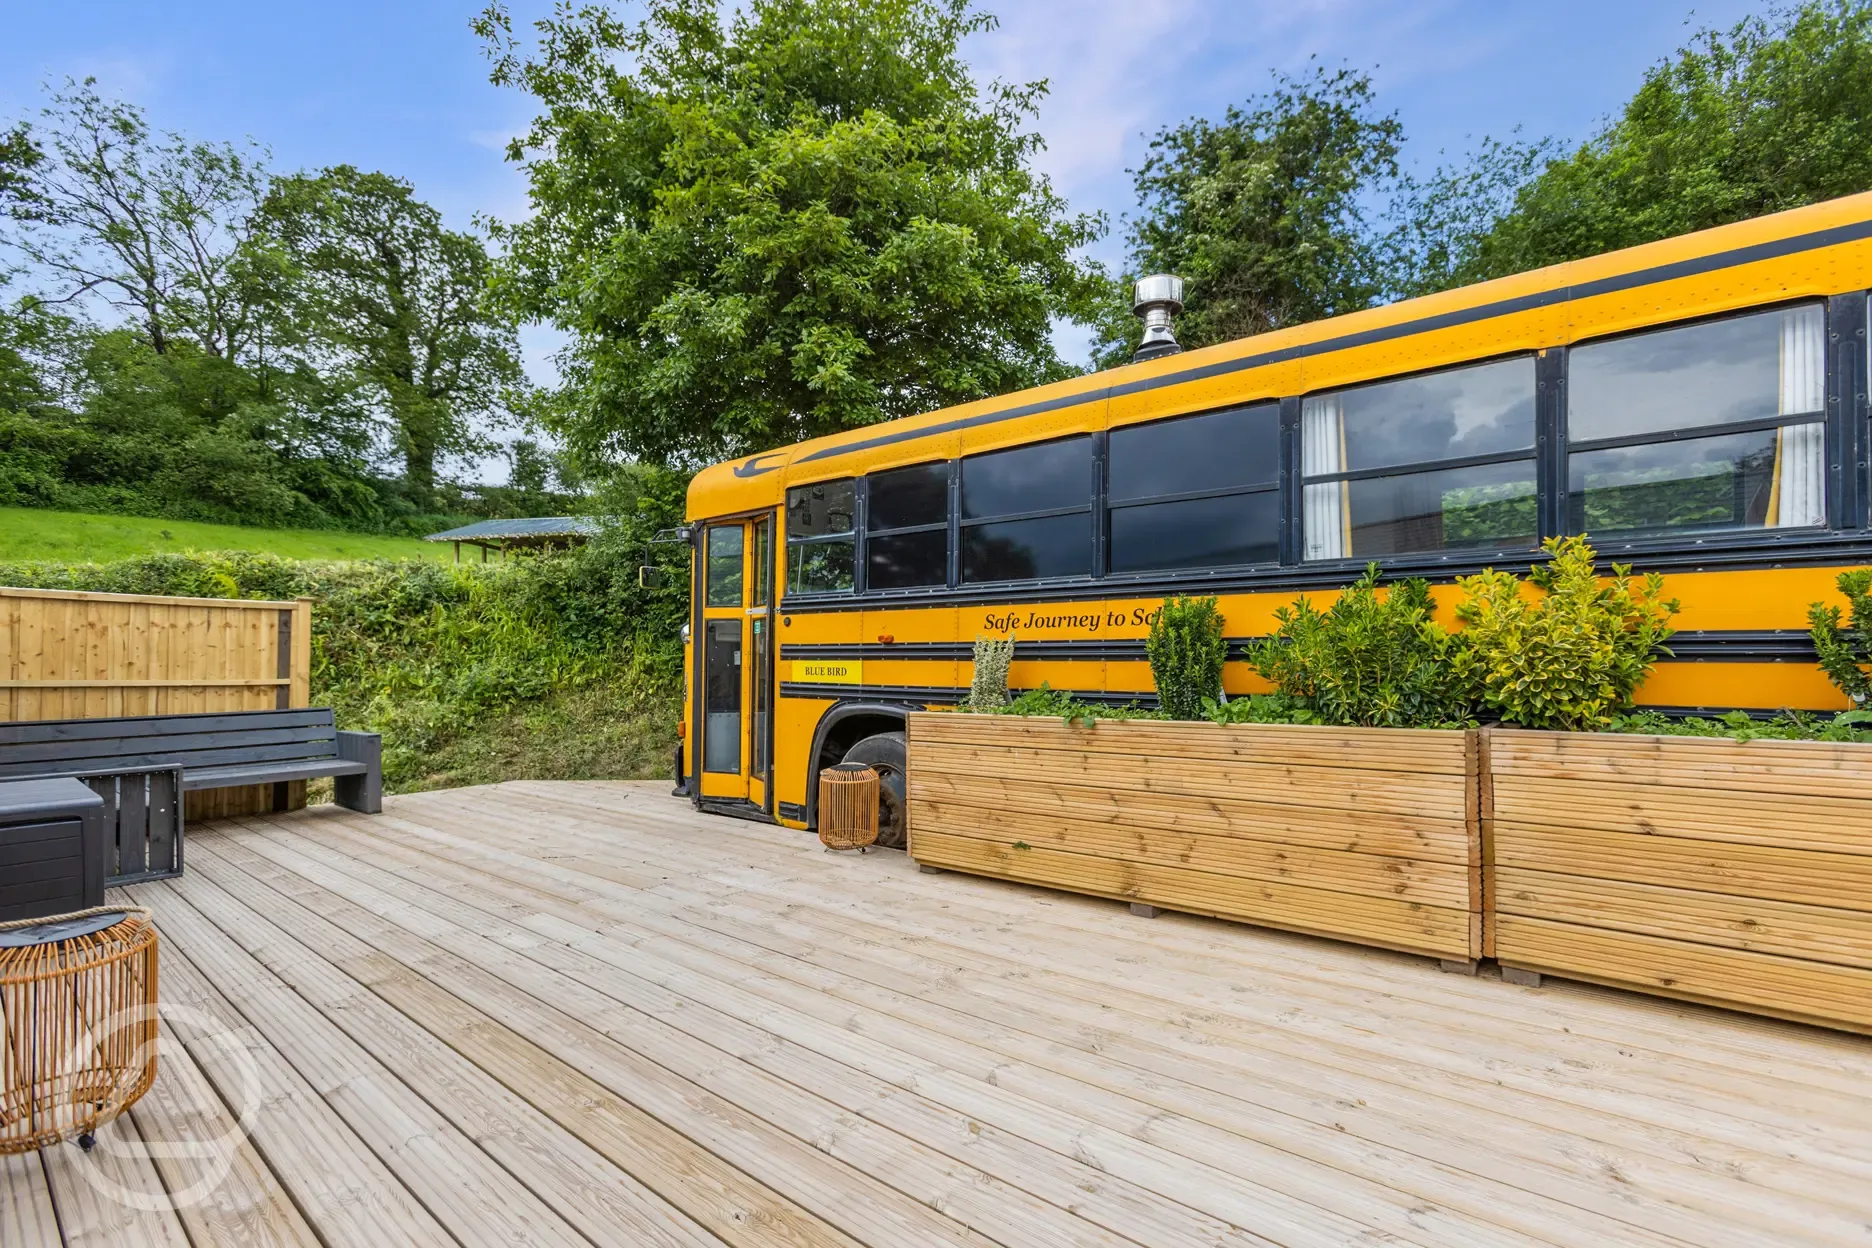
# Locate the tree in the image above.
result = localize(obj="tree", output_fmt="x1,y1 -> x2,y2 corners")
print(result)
1097,62 -> 1401,364
1400,1 -> 1872,292
259,166 -> 526,495
0,80 -> 273,360
475,0 -> 1107,467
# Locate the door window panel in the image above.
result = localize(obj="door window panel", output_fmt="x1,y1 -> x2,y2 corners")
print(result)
703,619 -> 741,774
705,526 -> 743,606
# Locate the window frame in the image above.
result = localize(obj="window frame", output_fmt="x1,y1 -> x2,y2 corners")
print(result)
1103,401 -> 1284,578
1560,299 -> 1832,543
958,434 -> 1098,586
1297,351 -> 1542,563
783,477 -> 858,597
861,460 -> 954,591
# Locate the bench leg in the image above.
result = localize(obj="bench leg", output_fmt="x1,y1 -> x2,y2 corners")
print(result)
335,731 -> 384,815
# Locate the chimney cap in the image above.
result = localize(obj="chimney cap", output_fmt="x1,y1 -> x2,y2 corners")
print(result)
1131,273 -> 1185,362
1131,273 -> 1184,315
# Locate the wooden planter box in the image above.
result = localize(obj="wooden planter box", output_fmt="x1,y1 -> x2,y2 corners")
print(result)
1489,730 -> 1872,1033
906,713 -> 1483,962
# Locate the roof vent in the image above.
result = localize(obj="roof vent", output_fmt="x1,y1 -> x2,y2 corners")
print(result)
1131,274 -> 1185,362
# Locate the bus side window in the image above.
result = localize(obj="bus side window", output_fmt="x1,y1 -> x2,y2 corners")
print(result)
1107,402 -> 1281,574
959,436 -> 1095,583
1566,303 -> 1826,539
786,479 -> 856,593
866,461 -> 950,589
1301,356 -> 1537,560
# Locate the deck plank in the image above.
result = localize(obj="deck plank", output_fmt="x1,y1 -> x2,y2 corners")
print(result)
0,1151 -> 62,1248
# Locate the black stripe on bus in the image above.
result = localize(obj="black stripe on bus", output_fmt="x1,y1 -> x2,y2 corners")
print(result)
781,630 -> 1818,666
777,533 -> 1872,613
789,215 -> 1872,469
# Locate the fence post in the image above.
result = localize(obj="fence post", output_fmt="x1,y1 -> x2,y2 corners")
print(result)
291,597 -> 313,708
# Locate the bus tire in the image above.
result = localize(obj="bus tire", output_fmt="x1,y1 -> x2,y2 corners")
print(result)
842,731 -> 908,849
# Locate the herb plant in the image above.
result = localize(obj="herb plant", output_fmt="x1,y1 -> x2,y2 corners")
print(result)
967,635 -> 1015,712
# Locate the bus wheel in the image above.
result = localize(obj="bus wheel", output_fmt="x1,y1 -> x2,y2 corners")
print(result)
842,732 -> 907,849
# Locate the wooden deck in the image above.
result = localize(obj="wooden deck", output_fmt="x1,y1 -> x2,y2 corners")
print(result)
6,781 -> 1871,1247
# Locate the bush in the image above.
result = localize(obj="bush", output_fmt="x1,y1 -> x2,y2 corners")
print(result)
1247,565 -> 1458,727
1448,536 -> 1678,730
1147,595 -> 1227,720
1810,568 -> 1872,705
0,527 -> 688,788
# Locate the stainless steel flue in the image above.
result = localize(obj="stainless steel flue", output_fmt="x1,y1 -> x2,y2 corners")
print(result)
1131,274 -> 1185,362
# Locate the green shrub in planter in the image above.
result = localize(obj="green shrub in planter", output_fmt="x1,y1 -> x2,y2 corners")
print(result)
1247,564 -> 1457,727
1448,536 -> 1678,730
1147,595 -> 1227,720
1811,568 -> 1872,705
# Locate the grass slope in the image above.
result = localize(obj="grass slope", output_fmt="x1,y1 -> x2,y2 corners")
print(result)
0,507 -> 448,563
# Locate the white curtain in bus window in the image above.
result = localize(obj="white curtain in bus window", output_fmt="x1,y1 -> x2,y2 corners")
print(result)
1774,305 -> 1826,527
1566,303 -> 1825,538
1301,357 -> 1537,560
1300,396 -> 1348,560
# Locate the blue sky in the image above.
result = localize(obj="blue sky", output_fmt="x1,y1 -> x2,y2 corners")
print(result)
4,0 -> 1767,477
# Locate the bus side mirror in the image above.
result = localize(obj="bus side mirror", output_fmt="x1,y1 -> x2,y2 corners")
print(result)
638,566 -> 667,590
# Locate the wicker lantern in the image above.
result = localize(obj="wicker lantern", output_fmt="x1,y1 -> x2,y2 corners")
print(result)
0,908 -> 159,1154
818,763 -> 880,851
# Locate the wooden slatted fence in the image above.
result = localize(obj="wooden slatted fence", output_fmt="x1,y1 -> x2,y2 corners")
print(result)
1490,728 -> 1872,1034
906,713 -> 1483,962
0,587 -> 313,818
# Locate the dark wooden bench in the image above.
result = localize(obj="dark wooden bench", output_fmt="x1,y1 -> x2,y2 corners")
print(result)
0,709 -> 381,886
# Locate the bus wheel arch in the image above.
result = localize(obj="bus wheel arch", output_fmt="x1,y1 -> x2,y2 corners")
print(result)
807,703 -> 913,844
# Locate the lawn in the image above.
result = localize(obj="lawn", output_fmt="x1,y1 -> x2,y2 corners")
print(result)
0,507 -> 450,563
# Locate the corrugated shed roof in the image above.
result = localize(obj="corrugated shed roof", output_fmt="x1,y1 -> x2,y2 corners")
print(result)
425,516 -> 604,541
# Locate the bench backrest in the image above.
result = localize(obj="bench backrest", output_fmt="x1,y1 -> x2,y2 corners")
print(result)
0,708 -> 340,781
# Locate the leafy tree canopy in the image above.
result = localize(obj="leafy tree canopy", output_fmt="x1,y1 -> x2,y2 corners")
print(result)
1395,0 -> 1872,294
259,165 -> 527,495
1097,62 -> 1401,364
476,0 -> 1107,468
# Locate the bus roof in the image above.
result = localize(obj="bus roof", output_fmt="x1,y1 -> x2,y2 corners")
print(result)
688,190 -> 1872,522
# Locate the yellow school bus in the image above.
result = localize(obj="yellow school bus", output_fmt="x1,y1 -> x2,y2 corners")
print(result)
680,192 -> 1872,843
